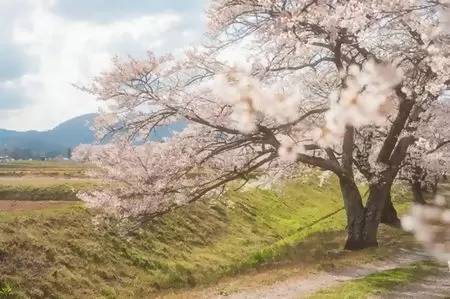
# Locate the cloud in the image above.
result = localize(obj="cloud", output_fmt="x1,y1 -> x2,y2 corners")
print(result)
0,81 -> 29,109
52,0 -> 206,22
0,1 -> 37,81
0,0 -> 204,131
0,43 -> 34,81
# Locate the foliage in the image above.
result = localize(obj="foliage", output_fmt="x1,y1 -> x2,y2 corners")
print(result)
0,282 -> 16,299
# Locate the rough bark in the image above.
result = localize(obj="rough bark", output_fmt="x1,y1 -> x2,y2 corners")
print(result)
340,177 -> 398,250
340,177 -> 367,250
362,184 -> 390,247
431,176 -> 439,195
339,177 -> 382,250
411,181 -> 426,205
380,188 -> 401,227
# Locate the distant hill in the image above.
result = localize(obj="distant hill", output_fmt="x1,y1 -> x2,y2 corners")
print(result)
0,114 -> 184,159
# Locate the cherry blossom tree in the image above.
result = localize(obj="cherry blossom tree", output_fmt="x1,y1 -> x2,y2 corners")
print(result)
399,102 -> 450,204
402,195 -> 450,262
75,0 -> 449,250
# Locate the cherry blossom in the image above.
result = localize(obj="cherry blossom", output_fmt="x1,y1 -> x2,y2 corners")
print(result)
77,0 -> 449,250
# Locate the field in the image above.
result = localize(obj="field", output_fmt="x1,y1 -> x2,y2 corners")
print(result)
0,161 -> 445,298
0,161 -> 96,203
0,161 -> 89,178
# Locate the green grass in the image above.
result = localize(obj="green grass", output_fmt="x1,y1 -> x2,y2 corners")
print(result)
0,175 -> 414,298
307,261 -> 437,299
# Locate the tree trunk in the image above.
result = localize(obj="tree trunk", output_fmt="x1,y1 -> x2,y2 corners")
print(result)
411,181 -> 426,205
339,178 -> 370,250
431,176 -> 439,195
362,184 -> 390,247
340,178 -> 395,250
380,189 -> 401,227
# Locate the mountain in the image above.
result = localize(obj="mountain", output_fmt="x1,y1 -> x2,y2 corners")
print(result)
0,114 -> 184,159
0,114 -> 97,159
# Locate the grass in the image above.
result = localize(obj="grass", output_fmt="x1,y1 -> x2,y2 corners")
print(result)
307,261 -> 437,299
163,224 -> 420,299
0,173 -> 415,299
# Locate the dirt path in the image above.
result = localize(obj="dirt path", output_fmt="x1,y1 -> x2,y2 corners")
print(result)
372,264 -> 450,299
209,251 -> 429,299
208,186 -> 450,299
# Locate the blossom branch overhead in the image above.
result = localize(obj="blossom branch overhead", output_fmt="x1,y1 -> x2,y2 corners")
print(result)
75,0 -> 449,251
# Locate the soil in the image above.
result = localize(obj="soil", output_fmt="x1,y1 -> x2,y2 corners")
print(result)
0,200 -> 76,212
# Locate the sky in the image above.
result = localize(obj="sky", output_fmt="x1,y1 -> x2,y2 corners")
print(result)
0,0 -> 206,131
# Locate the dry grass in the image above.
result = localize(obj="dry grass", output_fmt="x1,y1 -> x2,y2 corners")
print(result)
0,177 -> 98,201
0,160 -> 89,178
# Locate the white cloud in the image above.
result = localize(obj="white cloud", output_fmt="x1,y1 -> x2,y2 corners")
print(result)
0,0 -> 202,131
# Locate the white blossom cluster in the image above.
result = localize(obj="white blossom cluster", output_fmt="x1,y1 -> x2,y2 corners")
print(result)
402,195 -> 450,261
315,60 -> 403,147
76,0 -> 450,255
212,68 -> 300,133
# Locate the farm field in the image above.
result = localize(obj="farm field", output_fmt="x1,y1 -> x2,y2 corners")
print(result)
0,161 -> 97,203
0,160 -> 90,178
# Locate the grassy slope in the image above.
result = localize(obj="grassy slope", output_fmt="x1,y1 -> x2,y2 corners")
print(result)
0,177 -> 344,298
0,173 -> 413,299
308,261 -> 437,299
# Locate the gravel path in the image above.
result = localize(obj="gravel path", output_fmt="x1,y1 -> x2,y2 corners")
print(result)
213,251 -> 429,299
372,264 -> 450,299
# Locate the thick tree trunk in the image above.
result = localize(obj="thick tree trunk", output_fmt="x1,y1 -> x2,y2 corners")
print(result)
340,178 -> 366,250
362,185 -> 390,247
339,177 -> 381,250
340,178 -> 396,250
